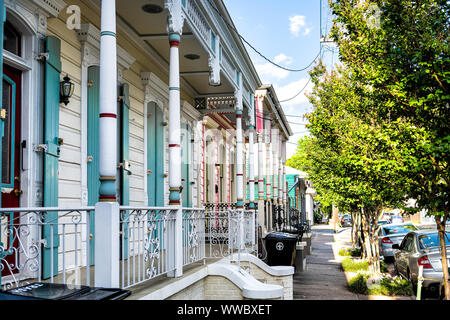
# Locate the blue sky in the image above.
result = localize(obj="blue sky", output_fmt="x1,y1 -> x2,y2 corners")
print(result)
223,0 -> 337,159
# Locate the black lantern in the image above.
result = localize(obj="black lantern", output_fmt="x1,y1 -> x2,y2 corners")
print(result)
60,75 -> 74,106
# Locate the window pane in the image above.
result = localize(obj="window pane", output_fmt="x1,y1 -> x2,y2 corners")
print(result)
3,21 -> 21,56
2,80 -> 12,184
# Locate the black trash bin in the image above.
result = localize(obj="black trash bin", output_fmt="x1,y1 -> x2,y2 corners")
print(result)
264,232 -> 298,267
3,283 -> 131,300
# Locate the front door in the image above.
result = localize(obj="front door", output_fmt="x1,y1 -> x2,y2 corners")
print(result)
1,64 -> 22,276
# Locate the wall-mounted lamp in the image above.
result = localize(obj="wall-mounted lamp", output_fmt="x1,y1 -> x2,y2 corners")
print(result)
60,75 -> 74,106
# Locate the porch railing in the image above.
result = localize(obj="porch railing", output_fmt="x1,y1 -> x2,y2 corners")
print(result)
0,207 -> 94,290
119,207 -> 177,289
1,205 -> 259,291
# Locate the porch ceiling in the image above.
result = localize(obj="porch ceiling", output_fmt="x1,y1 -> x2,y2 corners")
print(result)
116,0 -> 235,96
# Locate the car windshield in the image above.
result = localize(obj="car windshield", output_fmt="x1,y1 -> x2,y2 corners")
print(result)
418,233 -> 450,249
383,224 -> 417,235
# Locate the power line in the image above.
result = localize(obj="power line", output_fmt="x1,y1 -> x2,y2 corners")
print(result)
279,76 -> 312,103
206,0 -> 321,73
255,114 -> 308,126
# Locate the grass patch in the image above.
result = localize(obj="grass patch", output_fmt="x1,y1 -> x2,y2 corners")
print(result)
341,257 -> 369,272
339,247 -> 362,258
348,273 -> 414,296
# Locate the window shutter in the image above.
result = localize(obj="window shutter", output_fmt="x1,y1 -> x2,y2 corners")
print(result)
0,0 -> 5,207
42,36 -> 62,279
87,66 -> 100,266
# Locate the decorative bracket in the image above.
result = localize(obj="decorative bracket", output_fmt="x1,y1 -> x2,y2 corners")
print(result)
165,0 -> 185,35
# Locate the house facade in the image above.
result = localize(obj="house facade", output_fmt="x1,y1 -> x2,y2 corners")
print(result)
0,0 -> 297,299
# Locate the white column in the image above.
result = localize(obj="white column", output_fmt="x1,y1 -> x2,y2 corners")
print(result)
235,112 -> 244,208
98,0 -> 117,202
282,139 -> 287,206
278,134 -> 283,203
166,0 -> 184,277
271,128 -> 278,205
95,0 -> 119,288
256,95 -> 265,202
94,202 -> 119,287
248,126 -> 255,208
265,119 -> 272,201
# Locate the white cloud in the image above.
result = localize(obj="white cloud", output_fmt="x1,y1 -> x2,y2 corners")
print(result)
275,78 -> 314,106
289,15 -> 312,37
255,53 -> 294,81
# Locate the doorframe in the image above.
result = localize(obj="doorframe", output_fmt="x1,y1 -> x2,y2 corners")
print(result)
1,1 -> 57,283
3,4 -> 46,210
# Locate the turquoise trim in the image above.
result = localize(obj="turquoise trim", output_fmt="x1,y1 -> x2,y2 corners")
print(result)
249,202 -> 255,209
169,87 -> 180,91
100,31 -> 116,37
169,190 -> 181,201
99,180 -> 116,196
211,32 -> 216,52
236,199 -> 244,207
169,33 -> 181,42
0,0 -> 4,212
236,110 -> 243,115
1,74 -> 16,189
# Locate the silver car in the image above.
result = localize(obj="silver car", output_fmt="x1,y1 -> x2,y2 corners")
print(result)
393,230 -> 450,292
379,223 -> 418,260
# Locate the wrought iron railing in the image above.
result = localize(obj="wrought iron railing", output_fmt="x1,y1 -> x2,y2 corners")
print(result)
1,205 -> 260,291
119,207 -> 177,289
182,208 -> 206,266
0,207 -> 94,290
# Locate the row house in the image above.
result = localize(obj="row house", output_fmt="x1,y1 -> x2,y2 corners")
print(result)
0,0 -> 294,299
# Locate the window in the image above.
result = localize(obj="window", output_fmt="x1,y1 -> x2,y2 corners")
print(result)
418,232 -> 450,249
1,78 -> 13,185
383,224 -> 417,235
3,21 -> 21,56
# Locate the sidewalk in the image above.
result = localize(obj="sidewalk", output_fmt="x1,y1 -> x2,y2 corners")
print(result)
293,224 -> 415,300
293,224 -> 365,300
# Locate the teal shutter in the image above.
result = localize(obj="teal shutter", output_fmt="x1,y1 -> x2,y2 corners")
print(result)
0,0 -> 5,209
147,102 -> 165,207
155,106 -> 164,206
87,66 -> 100,265
42,36 -> 62,279
119,83 -> 130,259
181,123 -> 191,207
147,103 -> 156,206
119,83 -> 130,206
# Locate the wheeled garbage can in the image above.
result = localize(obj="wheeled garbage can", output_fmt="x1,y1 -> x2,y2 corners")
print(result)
264,232 -> 298,266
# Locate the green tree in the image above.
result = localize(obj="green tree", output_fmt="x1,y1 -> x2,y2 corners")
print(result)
330,0 -> 450,298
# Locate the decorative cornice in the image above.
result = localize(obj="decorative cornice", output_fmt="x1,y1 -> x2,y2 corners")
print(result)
141,72 -> 170,104
32,0 -> 67,18
77,23 -> 135,71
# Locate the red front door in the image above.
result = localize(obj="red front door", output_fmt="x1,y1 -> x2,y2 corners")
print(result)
1,64 -> 22,276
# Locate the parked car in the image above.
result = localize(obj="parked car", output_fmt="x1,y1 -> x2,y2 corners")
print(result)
379,223 -> 418,261
340,215 -> 352,227
378,220 -> 391,226
393,230 -> 450,293
391,215 -> 404,224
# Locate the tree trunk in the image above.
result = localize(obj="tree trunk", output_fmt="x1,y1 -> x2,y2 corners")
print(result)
435,214 -> 449,300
